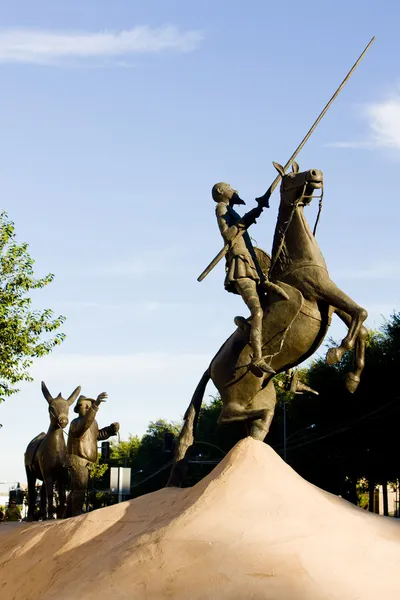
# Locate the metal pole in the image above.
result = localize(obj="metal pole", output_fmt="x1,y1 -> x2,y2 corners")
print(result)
283,397 -> 287,462
197,36 -> 376,283
256,35 -> 376,205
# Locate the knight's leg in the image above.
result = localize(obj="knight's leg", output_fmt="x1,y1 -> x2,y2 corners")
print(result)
235,279 -> 275,375
335,310 -> 368,393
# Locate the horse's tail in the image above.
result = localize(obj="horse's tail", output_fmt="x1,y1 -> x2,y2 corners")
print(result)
166,368 -> 211,487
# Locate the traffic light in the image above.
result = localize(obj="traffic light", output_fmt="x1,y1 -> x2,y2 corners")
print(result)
101,441 -> 110,460
9,486 -> 24,505
15,487 -> 24,505
163,432 -> 175,453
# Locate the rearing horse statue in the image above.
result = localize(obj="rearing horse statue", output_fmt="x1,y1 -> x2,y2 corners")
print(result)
168,162 -> 368,486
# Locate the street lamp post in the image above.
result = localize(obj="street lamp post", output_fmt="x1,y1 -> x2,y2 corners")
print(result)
281,369 -> 319,462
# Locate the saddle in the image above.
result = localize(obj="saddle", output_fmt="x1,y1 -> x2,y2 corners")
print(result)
235,280 -> 304,359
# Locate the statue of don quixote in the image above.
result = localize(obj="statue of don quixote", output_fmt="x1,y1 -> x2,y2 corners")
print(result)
168,37 -> 375,487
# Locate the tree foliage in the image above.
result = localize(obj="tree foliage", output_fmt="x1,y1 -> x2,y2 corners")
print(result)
0,211 -> 65,401
89,458 -> 109,480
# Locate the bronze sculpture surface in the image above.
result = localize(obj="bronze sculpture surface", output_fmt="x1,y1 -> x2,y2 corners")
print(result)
168,163 -> 368,486
63,393 -> 119,517
24,382 -> 81,520
213,182 -> 288,376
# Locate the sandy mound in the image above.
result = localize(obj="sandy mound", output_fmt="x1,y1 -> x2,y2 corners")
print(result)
1,438 -> 400,600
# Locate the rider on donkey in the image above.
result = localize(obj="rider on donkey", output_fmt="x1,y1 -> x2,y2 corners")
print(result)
212,182 -> 288,376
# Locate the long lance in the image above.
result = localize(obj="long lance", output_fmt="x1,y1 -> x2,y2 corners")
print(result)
197,36 -> 376,283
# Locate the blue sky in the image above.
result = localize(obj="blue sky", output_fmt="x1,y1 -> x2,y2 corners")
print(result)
1,0 -> 399,487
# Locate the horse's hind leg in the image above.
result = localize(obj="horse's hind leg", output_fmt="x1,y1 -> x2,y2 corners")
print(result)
248,379 -> 277,441
335,309 -> 367,393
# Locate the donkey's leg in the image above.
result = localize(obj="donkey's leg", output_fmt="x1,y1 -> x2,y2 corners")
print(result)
26,468 -> 37,522
40,482 -> 46,520
44,476 -> 55,519
310,278 -> 367,364
57,470 -> 68,519
335,309 -> 368,393
249,379 -> 277,441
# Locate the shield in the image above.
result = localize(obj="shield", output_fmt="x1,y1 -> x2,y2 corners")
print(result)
253,246 -> 271,279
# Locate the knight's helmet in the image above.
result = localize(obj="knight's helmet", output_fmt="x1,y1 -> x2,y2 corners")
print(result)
212,183 -> 245,205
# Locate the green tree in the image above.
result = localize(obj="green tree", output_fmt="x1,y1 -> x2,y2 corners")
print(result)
89,458 -> 109,481
109,435 -> 141,467
0,211 -> 65,402
282,322 -> 400,508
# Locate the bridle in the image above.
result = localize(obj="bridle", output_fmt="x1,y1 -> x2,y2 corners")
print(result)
268,177 -> 324,278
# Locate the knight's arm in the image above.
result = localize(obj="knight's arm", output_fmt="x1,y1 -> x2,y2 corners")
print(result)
216,203 -> 239,242
97,422 -> 119,441
236,205 -> 263,230
70,406 -> 98,438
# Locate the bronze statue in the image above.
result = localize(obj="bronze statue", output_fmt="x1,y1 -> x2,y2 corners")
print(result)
24,382 -> 81,520
63,393 -> 119,518
168,163 -> 368,486
213,182 -> 288,376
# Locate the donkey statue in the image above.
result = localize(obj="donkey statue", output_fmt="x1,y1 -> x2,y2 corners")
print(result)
25,381 -> 81,520
168,162 -> 368,486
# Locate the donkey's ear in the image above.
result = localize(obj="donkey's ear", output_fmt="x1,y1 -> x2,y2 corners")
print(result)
272,162 -> 285,177
67,385 -> 81,406
41,381 -> 53,404
291,161 -> 299,174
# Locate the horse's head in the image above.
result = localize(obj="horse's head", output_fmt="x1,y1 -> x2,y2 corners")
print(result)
273,161 -> 323,207
41,381 -> 81,429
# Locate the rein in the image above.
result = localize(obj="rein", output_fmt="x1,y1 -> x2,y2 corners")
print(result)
312,191 -> 324,236
268,181 -> 324,278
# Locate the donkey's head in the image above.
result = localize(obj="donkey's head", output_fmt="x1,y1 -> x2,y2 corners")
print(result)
273,161 -> 323,208
41,381 -> 81,429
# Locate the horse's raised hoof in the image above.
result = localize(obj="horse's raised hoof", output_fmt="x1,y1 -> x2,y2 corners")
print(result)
344,372 -> 360,394
326,347 -> 342,366
250,359 -> 276,377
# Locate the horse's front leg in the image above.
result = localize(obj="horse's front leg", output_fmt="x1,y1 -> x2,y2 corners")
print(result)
334,309 -> 368,393
309,276 -> 367,365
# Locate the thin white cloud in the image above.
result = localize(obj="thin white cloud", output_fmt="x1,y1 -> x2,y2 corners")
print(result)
0,25 -> 203,65
328,91 -> 400,150
326,140 -> 376,150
